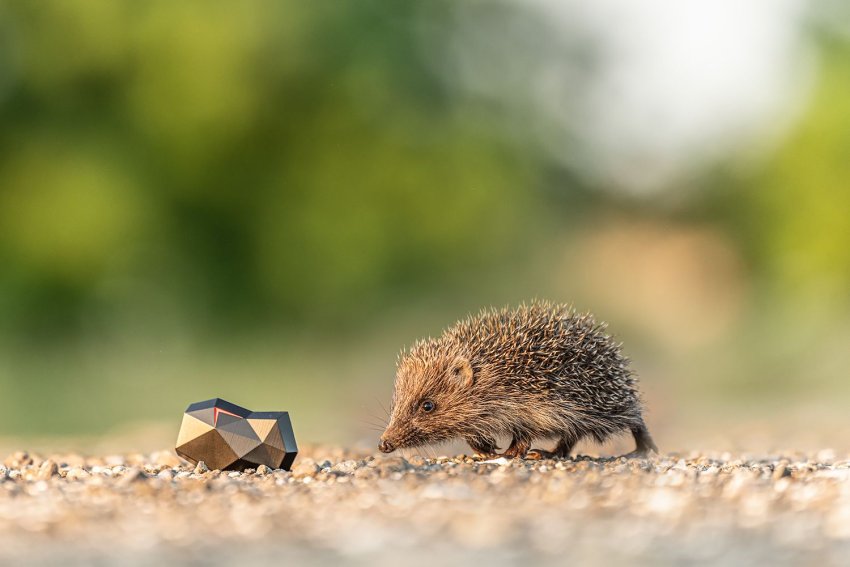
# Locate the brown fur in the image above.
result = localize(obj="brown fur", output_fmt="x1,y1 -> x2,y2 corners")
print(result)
378,301 -> 658,458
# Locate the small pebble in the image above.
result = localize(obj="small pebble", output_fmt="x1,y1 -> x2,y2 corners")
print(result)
36,459 -> 59,481
292,459 -> 320,478
4,451 -> 33,469
65,467 -> 90,481
332,460 -> 360,474
371,456 -> 410,475
157,469 -> 176,480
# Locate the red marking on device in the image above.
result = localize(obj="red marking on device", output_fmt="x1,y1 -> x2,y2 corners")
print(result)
214,407 -> 241,426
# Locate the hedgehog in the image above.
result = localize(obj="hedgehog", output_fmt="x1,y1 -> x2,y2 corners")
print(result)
378,301 -> 657,459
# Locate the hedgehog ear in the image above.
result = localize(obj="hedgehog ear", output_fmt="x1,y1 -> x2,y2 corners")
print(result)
450,357 -> 474,388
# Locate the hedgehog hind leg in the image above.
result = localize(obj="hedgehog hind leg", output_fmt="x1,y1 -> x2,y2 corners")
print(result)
502,434 -> 531,459
466,435 -> 499,458
629,422 -> 658,456
553,434 -> 578,459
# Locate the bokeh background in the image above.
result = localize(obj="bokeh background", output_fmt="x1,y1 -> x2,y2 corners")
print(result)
0,0 -> 848,454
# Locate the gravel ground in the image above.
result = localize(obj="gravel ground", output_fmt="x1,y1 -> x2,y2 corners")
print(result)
2,447 -> 850,566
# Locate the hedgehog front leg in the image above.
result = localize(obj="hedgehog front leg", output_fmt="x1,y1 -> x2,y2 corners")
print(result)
553,435 -> 578,459
525,434 -> 578,460
466,435 -> 498,458
502,434 -> 531,459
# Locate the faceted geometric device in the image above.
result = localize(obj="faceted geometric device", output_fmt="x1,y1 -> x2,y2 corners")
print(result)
175,398 -> 298,471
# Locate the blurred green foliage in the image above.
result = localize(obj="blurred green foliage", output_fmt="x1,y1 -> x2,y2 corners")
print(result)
741,40 -> 850,307
0,1 -> 537,338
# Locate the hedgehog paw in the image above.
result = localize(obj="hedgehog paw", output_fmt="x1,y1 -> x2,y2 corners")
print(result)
503,435 -> 533,459
525,449 -> 557,461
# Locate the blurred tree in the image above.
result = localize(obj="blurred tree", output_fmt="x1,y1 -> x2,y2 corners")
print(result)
723,37 -> 850,311
0,0 -> 537,337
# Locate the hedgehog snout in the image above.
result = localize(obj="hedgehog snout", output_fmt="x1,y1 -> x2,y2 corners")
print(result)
379,422 -> 416,452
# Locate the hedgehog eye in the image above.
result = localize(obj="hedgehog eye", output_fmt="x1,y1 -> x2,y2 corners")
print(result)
420,400 -> 436,413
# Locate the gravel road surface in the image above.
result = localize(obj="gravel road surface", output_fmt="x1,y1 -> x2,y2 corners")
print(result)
2,447 -> 849,566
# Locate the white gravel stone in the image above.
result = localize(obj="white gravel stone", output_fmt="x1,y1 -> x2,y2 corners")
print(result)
36,460 -> 58,481
65,467 -> 90,481
156,469 -> 176,480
